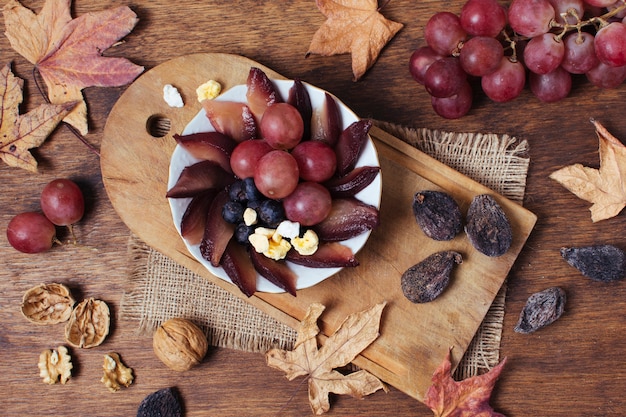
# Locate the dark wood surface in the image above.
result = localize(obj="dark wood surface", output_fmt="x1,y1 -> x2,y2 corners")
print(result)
2,1 -> 625,416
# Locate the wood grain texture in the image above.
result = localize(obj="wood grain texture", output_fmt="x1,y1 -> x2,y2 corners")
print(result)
2,1 -> 626,416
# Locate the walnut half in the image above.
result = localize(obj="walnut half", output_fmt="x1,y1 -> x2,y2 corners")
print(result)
21,283 -> 75,325
38,346 -> 73,384
65,298 -> 110,348
101,352 -> 134,392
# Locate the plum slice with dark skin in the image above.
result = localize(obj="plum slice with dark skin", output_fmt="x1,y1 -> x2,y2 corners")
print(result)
220,239 -> 257,297
286,242 -> 359,268
202,100 -> 257,142
287,79 -> 312,142
249,249 -> 297,296
324,165 -> 380,198
166,160 -> 235,198
173,132 -> 237,173
313,197 -> 380,242
246,67 -> 282,123
180,189 -> 219,245
200,190 -> 235,267
334,119 -> 372,177
311,92 -> 342,146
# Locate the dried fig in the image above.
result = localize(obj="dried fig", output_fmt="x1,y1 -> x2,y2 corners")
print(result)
137,387 -> 183,417
65,298 -> 110,348
561,244 -> 626,282
465,194 -> 512,257
153,318 -> 208,371
412,190 -> 463,241
515,287 -> 566,334
21,283 -> 75,324
401,251 -> 462,303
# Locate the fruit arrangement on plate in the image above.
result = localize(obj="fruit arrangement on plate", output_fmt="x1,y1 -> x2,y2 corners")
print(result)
167,67 -> 382,297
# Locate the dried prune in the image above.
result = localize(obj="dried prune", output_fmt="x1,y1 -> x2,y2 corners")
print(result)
465,194 -> 512,257
514,287 -> 566,334
401,251 -> 462,303
412,190 -> 463,241
561,244 -> 626,282
137,387 -> 183,417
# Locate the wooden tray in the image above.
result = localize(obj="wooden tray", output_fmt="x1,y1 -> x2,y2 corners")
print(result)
101,53 -> 536,402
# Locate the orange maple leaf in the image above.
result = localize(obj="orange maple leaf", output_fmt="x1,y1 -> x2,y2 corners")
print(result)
424,349 -> 507,417
0,64 -> 76,172
3,0 -> 144,135
307,0 -> 403,81
266,303 -> 387,415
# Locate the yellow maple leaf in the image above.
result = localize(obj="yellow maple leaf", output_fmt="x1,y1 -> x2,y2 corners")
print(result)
0,64 -> 76,172
550,119 -> 626,222
307,0 -> 403,81
266,302 -> 387,415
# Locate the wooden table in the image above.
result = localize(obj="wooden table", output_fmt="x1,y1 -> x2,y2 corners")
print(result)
2,1 -> 625,416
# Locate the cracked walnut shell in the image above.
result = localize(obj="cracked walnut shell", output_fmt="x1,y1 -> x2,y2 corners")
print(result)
101,352 -> 134,392
153,318 -> 208,371
65,298 -> 110,348
39,346 -> 73,384
21,283 -> 75,324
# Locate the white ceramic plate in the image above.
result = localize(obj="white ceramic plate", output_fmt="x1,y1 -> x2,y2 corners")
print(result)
168,79 -> 382,293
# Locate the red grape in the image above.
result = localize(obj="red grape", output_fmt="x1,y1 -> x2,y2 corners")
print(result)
40,179 -> 84,226
562,32 -> 599,74
524,33 -> 565,74
459,0 -> 507,37
409,46 -> 443,84
594,22 -> 626,67
508,0 -> 555,37
230,139 -> 273,179
586,61 -> 626,88
459,36 -> 504,76
481,57 -> 526,102
548,0 -> 584,24
585,0 -> 618,6
291,140 -> 337,183
282,182 -> 332,226
254,150 -> 299,199
424,12 -> 467,56
424,57 -> 467,98
259,102 -> 304,150
430,81 -> 473,119
529,66 -> 572,102
7,212 -> 56,253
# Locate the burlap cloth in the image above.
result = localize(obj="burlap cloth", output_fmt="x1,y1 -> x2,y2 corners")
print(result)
120,120 -> 530,380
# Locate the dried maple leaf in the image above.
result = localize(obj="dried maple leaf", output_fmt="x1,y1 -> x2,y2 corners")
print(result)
0,63 -> 76,172
424,348 -> 507,417
550,119 -> 626,222
3,0 -> 144,134
306,0 -> 403,81
266,302 -> 387,415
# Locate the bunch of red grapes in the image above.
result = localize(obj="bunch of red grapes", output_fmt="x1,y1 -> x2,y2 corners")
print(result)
409,0 -> 626,119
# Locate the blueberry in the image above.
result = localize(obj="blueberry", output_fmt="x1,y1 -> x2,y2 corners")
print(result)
258,199 -> 285,227
222,201 -> 244,224
228,180 -> 246,203
242,177 -> 263,202
234,223 -> 255,245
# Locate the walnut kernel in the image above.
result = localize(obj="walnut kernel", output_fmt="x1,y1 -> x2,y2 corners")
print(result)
101,352 -> 134,392
153,318 -> 208,371
38,346 -> 72,384
21,283 -> 75,325
65,298 -> 110,348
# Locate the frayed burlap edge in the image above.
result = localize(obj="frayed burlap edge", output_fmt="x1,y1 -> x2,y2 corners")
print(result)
119,121 -> 530,379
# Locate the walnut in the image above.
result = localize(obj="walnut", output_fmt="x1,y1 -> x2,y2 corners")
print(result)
38,346 -> 72,384
65,298 -> 110,348
101,352 -> 134,392
153,318 -> 208,371
21,283 -> 75,324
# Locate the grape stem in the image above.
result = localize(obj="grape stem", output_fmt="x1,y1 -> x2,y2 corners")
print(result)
32,67 -> 101,157
551,3 -> 626,41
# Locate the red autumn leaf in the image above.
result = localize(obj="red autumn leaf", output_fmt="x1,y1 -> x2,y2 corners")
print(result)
307,0 -> 403,81
424,348 -> 507,417
3,0 -> 144,134
0,64 -> 76,172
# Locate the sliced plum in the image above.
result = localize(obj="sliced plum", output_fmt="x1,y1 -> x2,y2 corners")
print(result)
166,160 -> 235,198
335,119 -> 372,177
200,190 -> 235,267
287,79 -> 312,142
286,242 -> 359,268
174,132 -> 237,173
313,197 -> 380,241
180,189 -> 219,245
220,239 -> 257,297
246,67 -> 282,123
324,166 -> 380,198
249,249 -> 297,296
311,92 -> 342,146
202,100 -> 257,142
